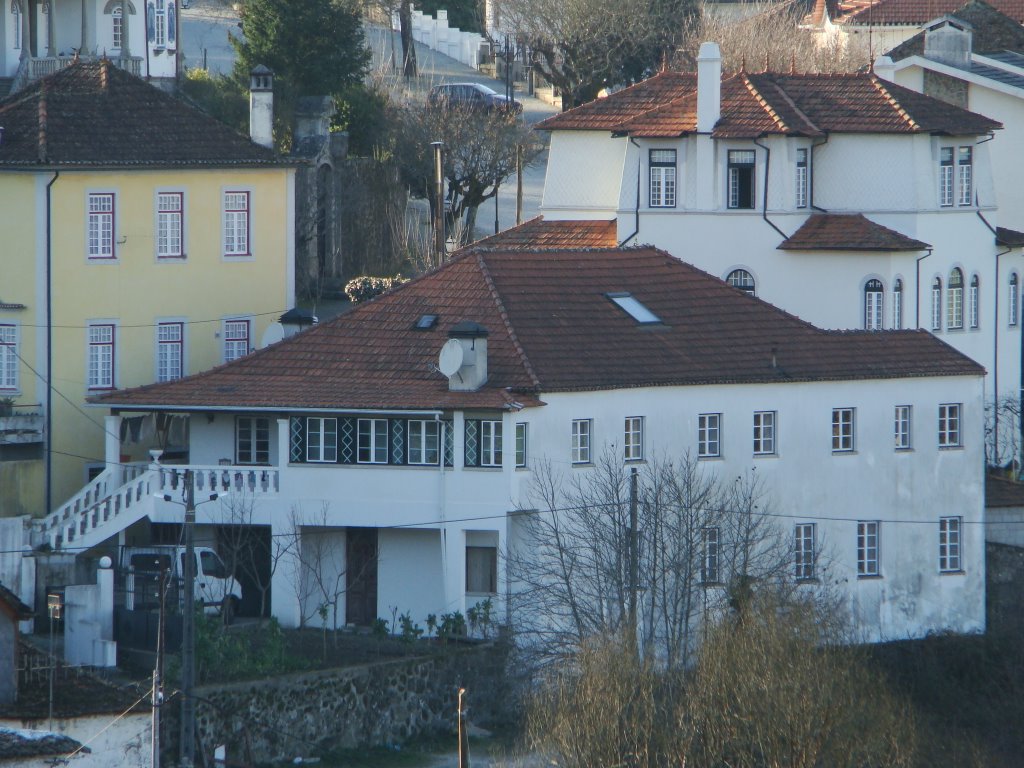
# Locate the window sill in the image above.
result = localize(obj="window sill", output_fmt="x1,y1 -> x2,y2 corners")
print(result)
796,577 -> 820,585
157,255 -> 187,261
938,445 -> 963,451
895,447 -> 913,453
571,461 -> 593,468
698,454 -> 722,461
752,452 -> 777,459
857,573 -> 883,580
624,458 -> 646,465
831,449 -> 857,455
939,569 -> 965,576
464,465 -> 503,471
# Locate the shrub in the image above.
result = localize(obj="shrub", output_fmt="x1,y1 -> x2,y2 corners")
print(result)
344,274 -> 408,303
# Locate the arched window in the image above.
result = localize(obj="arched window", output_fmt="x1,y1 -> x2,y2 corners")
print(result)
1011,273 -> 1019,327
892,278 -> 903,330
931,277 -> 942,331
947,268 -> 964,329
726,269 -> 755,296
864,279 -> 883,330
11,0 -> 20,50
969,275 -> 980,329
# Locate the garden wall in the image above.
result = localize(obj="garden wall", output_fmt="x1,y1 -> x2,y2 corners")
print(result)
165,641 -> 511,765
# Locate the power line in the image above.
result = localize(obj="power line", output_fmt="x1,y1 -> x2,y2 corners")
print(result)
12,308 -> 290,331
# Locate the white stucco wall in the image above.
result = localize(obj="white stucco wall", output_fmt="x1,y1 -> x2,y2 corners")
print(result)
542,131 -> 627,217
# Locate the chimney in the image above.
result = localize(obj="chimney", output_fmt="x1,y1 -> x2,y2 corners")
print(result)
924,17 -> 972,69
873,55 -> 896,82
438,321 -> 489,392
249,64 -> 274,149
697,42 -> 722,134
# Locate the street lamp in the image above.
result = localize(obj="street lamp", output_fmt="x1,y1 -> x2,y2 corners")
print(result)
153,475 -> 228,767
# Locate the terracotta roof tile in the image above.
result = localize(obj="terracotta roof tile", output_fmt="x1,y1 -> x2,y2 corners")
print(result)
93,248 -> 983,412
780,213 -> 930,250
0,60 -> 285,168
539,70 -> 999,138
843,0 -> 1024,24
997,226 -> 1024,246
887,0 -> 1024,58
534,72 -> 697,131
471,217 -> 618,249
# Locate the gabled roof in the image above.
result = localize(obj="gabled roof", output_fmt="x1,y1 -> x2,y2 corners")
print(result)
92,247 -> 983,413
538,70 -> 1001,138
534,72 -> 697,131
887,0 -> 1024,59
0,60 -> 286,168
842,0 -> 1024,24
996,225 -> 1024,246
780,213 -> 930,250
0,582 -> 32,620
472,217 -> 618,249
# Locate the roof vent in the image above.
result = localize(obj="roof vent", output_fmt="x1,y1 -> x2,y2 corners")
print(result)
924,16 -> 973,70
438,321 -> 489,391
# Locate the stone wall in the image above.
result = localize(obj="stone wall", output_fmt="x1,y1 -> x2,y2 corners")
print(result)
164,641 -> 511,766
987,541 -> 1024,633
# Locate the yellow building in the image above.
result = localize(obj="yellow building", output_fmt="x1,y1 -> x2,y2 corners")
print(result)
0,59 -> 295,516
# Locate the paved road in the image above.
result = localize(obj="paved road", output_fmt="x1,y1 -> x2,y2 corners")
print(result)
180,1 -> 555,237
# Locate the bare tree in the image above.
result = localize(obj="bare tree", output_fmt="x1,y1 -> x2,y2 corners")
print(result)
985,394 -> 1021,470
508,450 -> 794,669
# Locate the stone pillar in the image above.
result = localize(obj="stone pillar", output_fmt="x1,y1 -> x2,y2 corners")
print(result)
104,415 -> 122,482
120,0 -> 128,59
20,1 -> 30,61
45,0 -> 54,57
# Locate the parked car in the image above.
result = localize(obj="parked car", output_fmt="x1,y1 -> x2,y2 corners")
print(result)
120,545 -> 241,621
428,83 -> 523,115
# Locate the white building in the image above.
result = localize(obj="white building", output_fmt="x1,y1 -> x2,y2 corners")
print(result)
40,245 -> 987,643
1,0 -> 179,96
533,43 -> 1024,464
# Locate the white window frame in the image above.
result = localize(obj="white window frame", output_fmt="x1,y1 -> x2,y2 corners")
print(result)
87,192 -> 116,260
156,191 -> 184,259
624,416 -> 644,461
727,149 -> 755,210
408,419 -> 440,465
236,416 -> 270,464
947,268 -> 964,330
87,322 -> 116,390
753,410 -> 776,455
480,419 -> 502,467
894,405 -> 911,450
223,318 -> 251,363
111,5 -> 122,49
571,418 -> 592,464
357,418 -> 389,464
795,523 -> 816,581
795,147 -> 808,209
832,407 -> 854,453
931,277 -> 942,331
892,278 -> 903,330
938,403 -> 962,448
515,422 -> 528,468
864,279 -> 883,331
223,190 -> 251,257
1010,273 -> 1018,327
857,521 -> 880,577
306,417 -> 338,463
156,320 -> 184,382
939,147 -> 954,207
958,146 -> 973,206
726,269 -> 756,296
939,145 -> 973,208
939,516 -> 962,572
0,323 -> 18,391
153,0 -> 166,47
702,526 -> 720,584
698,413 -> 721,458
649,149 -> 677,208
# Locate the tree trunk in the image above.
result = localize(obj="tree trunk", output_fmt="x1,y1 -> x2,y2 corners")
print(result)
399,0 -> 417,78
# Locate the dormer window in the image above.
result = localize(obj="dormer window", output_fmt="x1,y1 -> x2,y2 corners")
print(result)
607,292 -> 661,324
795,148 -> 808,209
728,150 -> 755,210
939,145 -> 973,207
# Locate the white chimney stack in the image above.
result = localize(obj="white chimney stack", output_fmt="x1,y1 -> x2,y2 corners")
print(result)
249,64 -> 274,149
697,42 -> 722,134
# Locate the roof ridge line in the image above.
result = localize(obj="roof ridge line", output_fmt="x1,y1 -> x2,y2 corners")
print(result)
473,251 -> 543,390
742,74 -> 790,133
762,75 -> 822,135
869,75 -> 921,130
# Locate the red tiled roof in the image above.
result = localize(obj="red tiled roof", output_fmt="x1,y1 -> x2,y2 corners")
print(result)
887,0 -> 1024,58
0,60 -> 285,168
842,0 -> 1024,24
780,214 -> 930,250
471,217 -> 618,249
93,247 -> 983,412
539,70 -> 1000,138
535,72 -> 697,131
997,226 -> 1024,246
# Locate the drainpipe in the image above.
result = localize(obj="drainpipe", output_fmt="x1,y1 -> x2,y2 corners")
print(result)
45,170 -> 59,516
752,137 -> 788,240
618,136 -> 642,247
809,135 -> 829,212
436,414 -> 448,610
915,247 -> 933,330
979,209 -> 1013,466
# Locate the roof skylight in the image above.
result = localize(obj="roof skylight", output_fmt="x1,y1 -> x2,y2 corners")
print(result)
607,293 -> 661,324
414,314 -> 439,329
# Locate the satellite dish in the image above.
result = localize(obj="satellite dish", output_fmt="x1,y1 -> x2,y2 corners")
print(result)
438,339 -> 465,376
260,322 -> 285,348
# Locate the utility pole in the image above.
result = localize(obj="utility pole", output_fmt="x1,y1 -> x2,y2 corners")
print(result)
457,688 -> 470,768
494,173 -> 500,235
180,471 -> 196,768
152,567 -> 167,768
628,467 -> 638,651
516,145 -> 523,226
431,142 -> 445,262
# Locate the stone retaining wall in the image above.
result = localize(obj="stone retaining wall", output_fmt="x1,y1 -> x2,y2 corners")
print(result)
163,641 -> 510,766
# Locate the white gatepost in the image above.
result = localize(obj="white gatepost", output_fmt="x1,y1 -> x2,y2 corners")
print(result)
104,415 -> 122,483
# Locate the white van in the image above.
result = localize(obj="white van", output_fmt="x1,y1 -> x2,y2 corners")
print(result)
121,546 -> 241,620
